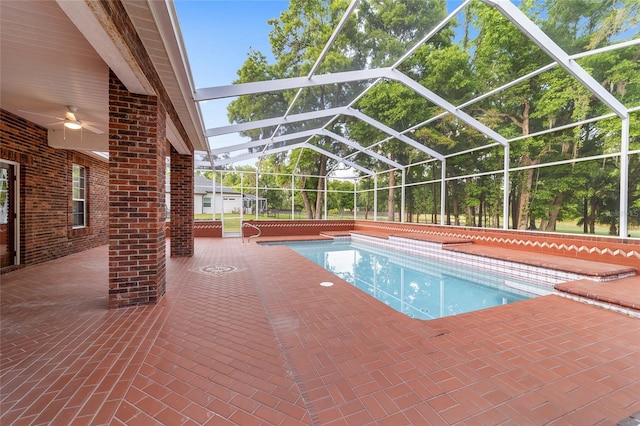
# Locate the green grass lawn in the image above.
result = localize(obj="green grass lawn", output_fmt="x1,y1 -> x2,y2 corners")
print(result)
553,221 -> 640,238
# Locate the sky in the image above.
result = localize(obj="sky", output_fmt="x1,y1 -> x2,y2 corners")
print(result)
175,0 -> 288,148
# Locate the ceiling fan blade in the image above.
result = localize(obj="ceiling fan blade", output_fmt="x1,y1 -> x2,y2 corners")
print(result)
18,109 -> 64,121
45,121 -> 65,126
81,123 -> 105,135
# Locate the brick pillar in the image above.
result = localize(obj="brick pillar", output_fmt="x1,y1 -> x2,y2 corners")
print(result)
108,70 -> 166,308
170,146 -> 194,257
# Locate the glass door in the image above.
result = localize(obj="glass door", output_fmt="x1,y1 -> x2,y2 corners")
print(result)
221,195 -> 242,237
0,162 -> 17,269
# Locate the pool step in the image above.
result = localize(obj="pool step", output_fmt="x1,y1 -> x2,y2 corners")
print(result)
444,244 -> 636,281
319,231 -> 352,238
554,275 -> 640,317
348,230 -> 473,247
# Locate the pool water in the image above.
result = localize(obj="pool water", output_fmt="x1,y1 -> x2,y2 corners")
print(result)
266,239 -> 552,320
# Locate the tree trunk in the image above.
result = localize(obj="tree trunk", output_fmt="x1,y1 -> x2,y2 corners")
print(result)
451,180 -> 460,226
511,99 -> 533,230
510,188 -> 519,230
299,176 -> 314,219
364,193 -> 369,220
446,198 -> 451,225
432,182 -> 437,224
431,166 -> 438,224
301,191 -> 314,219
314,155 -> 327,219
540,194 -> 563,231
516,156 -> 539,230
588,197 -> 597,233
387,170 -> 395,221
516,169 -> 534,229
582,197 -> 588,233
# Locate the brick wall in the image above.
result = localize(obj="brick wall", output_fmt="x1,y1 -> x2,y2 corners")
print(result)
193,221 -> 223,238
169,146 -> 194,256
0,109 -> 108,271
108,72 -> 166,308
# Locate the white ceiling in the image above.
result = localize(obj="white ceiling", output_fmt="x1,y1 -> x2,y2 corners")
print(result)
0,0 -> 108,135
0,0 -> 207,156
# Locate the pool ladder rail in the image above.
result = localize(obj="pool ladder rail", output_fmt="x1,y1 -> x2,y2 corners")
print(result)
241,222 -> 262,244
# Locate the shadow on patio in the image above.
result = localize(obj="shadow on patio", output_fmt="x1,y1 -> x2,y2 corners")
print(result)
1,238 -> 639,425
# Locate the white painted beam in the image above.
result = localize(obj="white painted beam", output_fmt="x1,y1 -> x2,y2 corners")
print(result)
214,141 -> 374,176
206,107 -> 348,137
619,117 -> 629,237
390,70 -> 509,147
56,0 -> 154,95
347,109 -> 445,160
215,143 -> 303,166
209,107 -> 444,161
195,68 -> 393,101
483,0 -> 628,119
205,70 -> 505,161
319,130 -> 404,170
305,144 -> 374,176
210,129 -> 319,155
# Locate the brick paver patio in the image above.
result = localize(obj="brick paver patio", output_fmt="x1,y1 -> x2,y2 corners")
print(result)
1,238 -> 639,425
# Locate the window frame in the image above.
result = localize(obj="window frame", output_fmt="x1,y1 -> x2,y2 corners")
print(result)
72,164 -> 87,228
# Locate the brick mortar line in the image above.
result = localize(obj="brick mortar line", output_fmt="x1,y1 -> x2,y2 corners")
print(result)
247,243 -> 317,426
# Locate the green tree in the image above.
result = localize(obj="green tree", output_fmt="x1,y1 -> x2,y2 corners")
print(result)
469,0 -> 639,232
229,0 -> 366,218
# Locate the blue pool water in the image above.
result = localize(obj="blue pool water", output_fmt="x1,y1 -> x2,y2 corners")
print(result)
266,239 -> 551,320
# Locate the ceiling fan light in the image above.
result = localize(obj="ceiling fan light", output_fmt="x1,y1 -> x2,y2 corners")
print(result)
64,119 -> 82,130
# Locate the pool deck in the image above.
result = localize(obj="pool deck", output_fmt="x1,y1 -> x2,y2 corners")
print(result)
1,237 -> 639,425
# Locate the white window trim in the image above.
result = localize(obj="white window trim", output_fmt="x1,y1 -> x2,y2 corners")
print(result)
72,164 -> 86,229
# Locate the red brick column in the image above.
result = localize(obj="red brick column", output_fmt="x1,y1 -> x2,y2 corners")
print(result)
108,71 -> 166,308
170,146 -> 194,257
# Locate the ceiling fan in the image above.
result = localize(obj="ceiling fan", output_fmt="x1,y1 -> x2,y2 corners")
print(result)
18,106 -> 104,134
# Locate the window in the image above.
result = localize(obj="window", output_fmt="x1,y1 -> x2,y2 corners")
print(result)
72,165 -> 86,228
203,196 -> 211,207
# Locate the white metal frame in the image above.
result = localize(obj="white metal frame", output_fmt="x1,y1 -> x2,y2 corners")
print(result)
192,0 -> 636,236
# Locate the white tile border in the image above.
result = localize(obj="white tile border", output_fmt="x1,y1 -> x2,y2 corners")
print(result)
557,292 -> 640,318
350,233 -> 583,286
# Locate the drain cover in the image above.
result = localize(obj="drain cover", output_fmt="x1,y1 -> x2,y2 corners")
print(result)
191,265 -> 238,276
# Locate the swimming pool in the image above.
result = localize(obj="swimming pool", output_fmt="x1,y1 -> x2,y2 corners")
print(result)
265,239 -> 553,320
